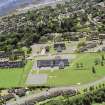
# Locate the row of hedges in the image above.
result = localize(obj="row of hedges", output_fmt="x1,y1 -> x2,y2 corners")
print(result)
41,85 -> 105,105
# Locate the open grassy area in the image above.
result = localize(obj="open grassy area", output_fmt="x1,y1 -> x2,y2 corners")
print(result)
32,53 -> 105,86
0,61 -> 32,88
1,53 -> 105,88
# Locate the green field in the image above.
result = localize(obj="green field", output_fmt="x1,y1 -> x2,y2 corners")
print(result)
0,53 -> 105,88
0,61 -> 32,88
32,53 -> 105,86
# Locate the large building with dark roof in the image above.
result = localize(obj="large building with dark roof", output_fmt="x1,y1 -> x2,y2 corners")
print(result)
0,61 -> 25,68
0,51 -> 25,58
37,59 -> 69,69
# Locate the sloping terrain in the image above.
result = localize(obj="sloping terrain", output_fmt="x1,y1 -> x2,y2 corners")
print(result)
0,0 -> 104,51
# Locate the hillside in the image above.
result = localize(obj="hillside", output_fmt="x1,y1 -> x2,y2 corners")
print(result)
0,0 -> 104,51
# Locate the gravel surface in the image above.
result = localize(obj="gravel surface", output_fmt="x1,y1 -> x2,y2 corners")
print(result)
26,73 -> 48,85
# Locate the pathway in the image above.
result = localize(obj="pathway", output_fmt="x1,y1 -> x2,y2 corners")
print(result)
6,75 -> 105,105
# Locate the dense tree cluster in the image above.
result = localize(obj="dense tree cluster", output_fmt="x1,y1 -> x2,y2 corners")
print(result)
0,0 -> 104,51
41,86 -> 105,105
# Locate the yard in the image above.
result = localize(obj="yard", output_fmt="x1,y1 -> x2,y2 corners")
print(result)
32,53 -> 105,86
0,61 -> 32,88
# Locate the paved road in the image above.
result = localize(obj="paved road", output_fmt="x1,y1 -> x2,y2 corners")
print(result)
6,75 -> 105,105
6,87 -> 76,105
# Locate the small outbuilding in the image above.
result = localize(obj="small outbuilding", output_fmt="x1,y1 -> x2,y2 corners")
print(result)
54,43 -> 66,51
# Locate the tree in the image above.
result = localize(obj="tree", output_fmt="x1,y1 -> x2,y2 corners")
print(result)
94,59 -> 100,65
39,36 -> 48,43
27,47 -> 32,54
102,55 -> 105,61
83,88 -> 88,93
83,96 -> 91,105
76,63 -> 80,69
92,66 -> 96,74
77,41 -> 86,48
54,34 -> 62,42
89,86 -> 94,91
80,63 -> 83,68
101,61 -> 104,66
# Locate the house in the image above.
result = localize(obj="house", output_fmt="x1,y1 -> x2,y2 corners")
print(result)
99,34 -> 105,39
57,45 -> 62,52
1,94 -> 14,101
59,61 -> 65,69
0,51 -> 25,58
85,42 -> 97,49
37,59 -> 69,68
102,47 -> 105,51
0,61 -> 25,68
54,43 -> 66,51
15,89 -> 27,97
70,36 -> 79,41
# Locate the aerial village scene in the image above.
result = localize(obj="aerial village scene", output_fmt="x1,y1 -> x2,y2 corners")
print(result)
0,0 -> 105,105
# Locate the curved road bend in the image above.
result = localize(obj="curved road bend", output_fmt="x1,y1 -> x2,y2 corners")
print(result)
6,76 -> 105,105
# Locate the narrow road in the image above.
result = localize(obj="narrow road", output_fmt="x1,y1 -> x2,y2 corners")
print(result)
6,75 -> 105,105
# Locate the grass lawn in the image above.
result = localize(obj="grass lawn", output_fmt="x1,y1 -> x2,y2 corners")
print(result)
32,53 -> 105,86
0,61 -> 32,88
